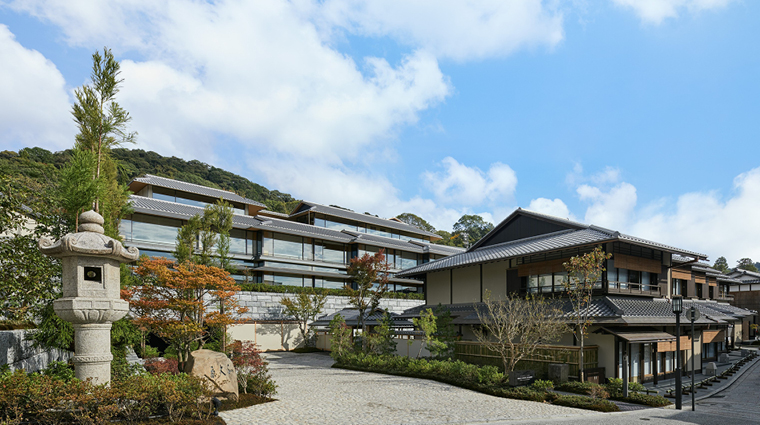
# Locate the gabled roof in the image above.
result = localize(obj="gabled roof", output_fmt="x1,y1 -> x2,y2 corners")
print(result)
289,201 -> 440,239
129,174 -> 266,207
311,308 -> 414,328
398,208 -> 706,277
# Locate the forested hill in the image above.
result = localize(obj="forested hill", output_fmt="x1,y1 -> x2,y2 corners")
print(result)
0,147 -> 301,213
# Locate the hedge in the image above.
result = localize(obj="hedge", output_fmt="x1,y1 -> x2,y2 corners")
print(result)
553,395 -> 619,412
333,353 -> 620,413
240,282 -> 424,300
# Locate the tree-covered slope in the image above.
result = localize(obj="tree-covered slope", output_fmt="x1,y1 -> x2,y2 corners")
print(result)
0,147 -> 301,213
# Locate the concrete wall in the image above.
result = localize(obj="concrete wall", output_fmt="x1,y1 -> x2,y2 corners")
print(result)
482,261 -> 508,300
452,266 -> 480,304
0,330 -> 72,372
586,332 -> 614,379
427,271 -> 451,306
233,291 -> 425,321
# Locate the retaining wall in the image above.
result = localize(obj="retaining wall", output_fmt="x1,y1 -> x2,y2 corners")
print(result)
234,291 -> 425,321
0,330 -> 72,372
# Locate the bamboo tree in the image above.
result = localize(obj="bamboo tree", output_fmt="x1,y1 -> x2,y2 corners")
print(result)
563,247 -> 611,382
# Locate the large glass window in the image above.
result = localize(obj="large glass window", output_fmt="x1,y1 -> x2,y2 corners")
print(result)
272,233 -> 303,259
229,229 -> 247,254
266,273 -> 304,287
366,227 -> 392,238
539,273 -> 553,293
527,275 -> 539,293
315,277 -> 345,289
314,240 -> 346,264
262,232 -> 274,256
553,272 -> 568,290
400,251 -> 419,269
129,215 -> 181,245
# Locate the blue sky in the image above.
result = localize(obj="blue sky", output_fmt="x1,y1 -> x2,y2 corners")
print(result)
1,0 -> 759,264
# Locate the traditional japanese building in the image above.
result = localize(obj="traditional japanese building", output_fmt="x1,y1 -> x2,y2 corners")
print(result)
397,208 -> 755,382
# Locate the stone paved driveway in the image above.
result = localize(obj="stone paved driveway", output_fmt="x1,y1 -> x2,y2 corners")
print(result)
221,352 -> 594,425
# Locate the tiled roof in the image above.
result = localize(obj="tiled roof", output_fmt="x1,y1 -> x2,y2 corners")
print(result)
311,308 -> 414,328
398,208 -> 707,277
397,228 -> 612,277
292,201 -> 440,239
131,174 -> 266,207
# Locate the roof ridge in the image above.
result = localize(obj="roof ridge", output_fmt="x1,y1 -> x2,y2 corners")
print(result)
471,228 -> 584,252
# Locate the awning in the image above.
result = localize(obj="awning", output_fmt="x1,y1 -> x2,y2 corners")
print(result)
599,327 -> 676,343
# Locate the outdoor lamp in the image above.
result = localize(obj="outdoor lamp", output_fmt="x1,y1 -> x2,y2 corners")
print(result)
672,295 -> 683,410
672,295 -> 683,314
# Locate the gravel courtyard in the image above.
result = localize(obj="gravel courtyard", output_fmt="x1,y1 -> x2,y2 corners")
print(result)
221,352 -> 595,425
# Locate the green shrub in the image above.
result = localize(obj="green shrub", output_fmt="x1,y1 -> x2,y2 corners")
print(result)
612,392 -> 671,407
556,381 -> 602,395
531,379 -> 555,392
553,395 -> 619,412
41,360 -> 75,381
501,386 -> 547,402
604,378 -> 645,396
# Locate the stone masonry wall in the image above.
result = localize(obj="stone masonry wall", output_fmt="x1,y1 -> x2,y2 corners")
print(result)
234,291 -> 425,321
0,330 -> 73,372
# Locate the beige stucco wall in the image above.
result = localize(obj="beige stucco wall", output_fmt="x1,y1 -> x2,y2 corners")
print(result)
229,322 -> 304,351
586,332 -> 615,379
452,266 -> 480,304
482,261 -> 508,300
427,270 -> 451,305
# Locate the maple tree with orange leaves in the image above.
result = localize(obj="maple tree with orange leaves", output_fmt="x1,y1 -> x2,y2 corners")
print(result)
123,257 -> 248,371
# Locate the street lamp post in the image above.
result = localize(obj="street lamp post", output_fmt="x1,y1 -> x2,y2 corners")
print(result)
672,295 -> 683,410
689,306 -> 701,411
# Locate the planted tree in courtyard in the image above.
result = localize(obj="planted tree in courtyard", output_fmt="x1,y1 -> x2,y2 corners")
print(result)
345,250 -> 390,350
71,47 -> 135,221
126,257 -> 247,371
174,200 -> 233,268
280,289 -> 327,347
412,308 -> 447,358
474,291 -> 565,374
563,246 -> 611,382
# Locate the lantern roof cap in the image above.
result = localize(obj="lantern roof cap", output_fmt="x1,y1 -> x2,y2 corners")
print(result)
39,210 -> 139,262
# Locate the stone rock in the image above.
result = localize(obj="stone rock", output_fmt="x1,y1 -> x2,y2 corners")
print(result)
185,349 -> 239,400
704,362 -> 717,376
548,364 -> 569,383
718,353 -> 730,364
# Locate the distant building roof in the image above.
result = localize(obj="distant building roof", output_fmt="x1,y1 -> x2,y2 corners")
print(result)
290,201 -> 440,239
311,308 -> 414,328
129,174 -> 266,207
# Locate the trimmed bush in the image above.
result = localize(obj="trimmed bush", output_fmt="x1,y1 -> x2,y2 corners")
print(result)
531,379 -> 555,392
612,392 -> 671,407
239,282 -> 424,300
553,395 -> 619,412
556,381 -> 602,395
605,378 -> 645,396
500,386 -> 547,402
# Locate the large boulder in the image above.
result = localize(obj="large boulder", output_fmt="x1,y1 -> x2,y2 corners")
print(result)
185,349 -> 238,400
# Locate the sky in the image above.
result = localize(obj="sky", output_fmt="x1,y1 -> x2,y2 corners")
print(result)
1,0 -> 759,266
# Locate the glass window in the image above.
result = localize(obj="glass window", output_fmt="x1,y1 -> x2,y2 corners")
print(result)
315,277 -> 345,289
618,267 -> 629,289
631,343 -> 640,377
139,249 -> 176,260
229,229 -> 247,254
131,215 -> 181,245
271,274 -> 304,287
262,231 -> 274,256
527,275 -> 539,293
400,251 -> 419,269
314,240 -> 345,264
273,233 -> 303,259
325,219 -> 356,232
643,344 -> 651,375
553,271 -> 568,290
175,196 -> 208,209
303,238 -> 313,261
539,274 -> 553,293
315,218 -> 326,227
628,269 -> 641,284
119,219 -> 132,240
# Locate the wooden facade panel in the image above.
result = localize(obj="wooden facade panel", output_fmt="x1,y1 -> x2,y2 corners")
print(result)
614,254 -> 661,274
694,274 -> 706,284
708,277 -> 717,287
657,336 -> 692,352
703,330 -> 725,344
517,258 -> 566,277
672,269 -> 692,280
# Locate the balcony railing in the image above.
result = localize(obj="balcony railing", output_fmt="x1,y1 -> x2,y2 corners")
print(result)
606,281 -> 662,296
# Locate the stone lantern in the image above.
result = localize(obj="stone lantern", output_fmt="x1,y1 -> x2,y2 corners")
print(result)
39,210 -> 139,385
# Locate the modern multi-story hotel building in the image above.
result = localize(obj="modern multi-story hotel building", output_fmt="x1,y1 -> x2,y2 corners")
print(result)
120,174 -> 464,293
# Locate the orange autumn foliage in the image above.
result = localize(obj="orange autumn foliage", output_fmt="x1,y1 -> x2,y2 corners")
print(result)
123,257 -> 248,369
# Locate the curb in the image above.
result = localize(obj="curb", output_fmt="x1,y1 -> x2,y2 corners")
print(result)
693,354 -> 759,402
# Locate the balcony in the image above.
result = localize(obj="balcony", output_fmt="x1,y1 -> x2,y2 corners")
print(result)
606,281 -> 663,297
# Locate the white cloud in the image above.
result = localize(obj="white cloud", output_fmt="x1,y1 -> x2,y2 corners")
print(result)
577,182 -> 637,229
0,25 -> 73,151
423,157 -> 518,207
611,0 -> 734,25
320,0 -> 565,61
528,198 -> 575,220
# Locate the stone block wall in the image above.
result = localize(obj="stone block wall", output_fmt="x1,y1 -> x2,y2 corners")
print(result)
234,291 -> 425,321
0,330 -> 72,372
